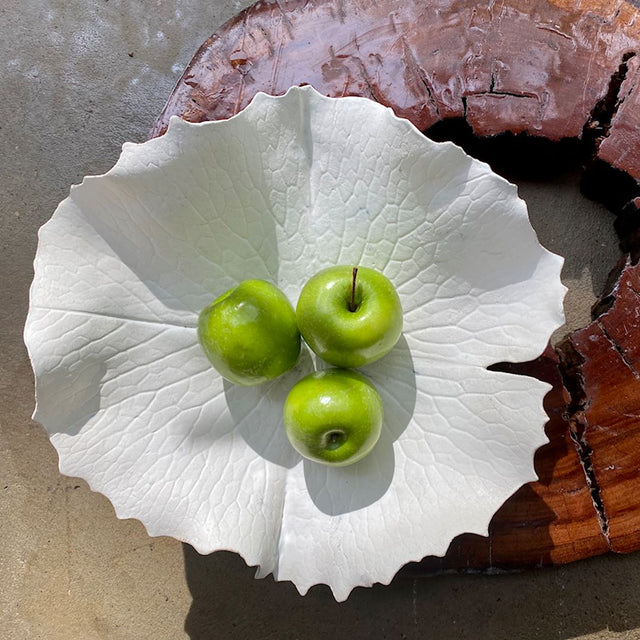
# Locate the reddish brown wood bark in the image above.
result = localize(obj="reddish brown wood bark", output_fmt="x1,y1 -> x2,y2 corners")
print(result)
568,258 -> 640,555
151,0 -> 640,570
151,0 -> 640,184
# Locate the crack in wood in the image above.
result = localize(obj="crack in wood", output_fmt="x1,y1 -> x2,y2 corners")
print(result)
579,50 -> 640,214
590,256 -> 628,318
535,23 -> 573,42
556,339 -> 612,547
582,51 -> 637,154
597,319 -> 640,384
401,36 -> 441,118
466,89 -> 540,100
355,58 -> 381,104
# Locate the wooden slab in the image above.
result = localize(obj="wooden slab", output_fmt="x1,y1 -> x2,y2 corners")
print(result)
151,0 -> 640,571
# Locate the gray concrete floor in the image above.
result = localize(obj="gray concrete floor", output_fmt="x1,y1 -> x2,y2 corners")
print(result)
2,1 -> 640,638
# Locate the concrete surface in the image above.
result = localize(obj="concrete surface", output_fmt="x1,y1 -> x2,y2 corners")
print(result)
2,1 -> 640,638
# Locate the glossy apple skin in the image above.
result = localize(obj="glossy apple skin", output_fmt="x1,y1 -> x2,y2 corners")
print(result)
296,266 -> 403,368
284,369 -> 383,466
198,280 -> 300,386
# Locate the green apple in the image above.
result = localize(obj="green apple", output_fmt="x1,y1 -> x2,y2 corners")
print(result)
198,279 -> 300,386
296,265 -> 403,368
283,368 -> 383,466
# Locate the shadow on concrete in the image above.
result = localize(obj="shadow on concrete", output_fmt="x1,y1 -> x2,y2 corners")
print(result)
182,542 -> 640,639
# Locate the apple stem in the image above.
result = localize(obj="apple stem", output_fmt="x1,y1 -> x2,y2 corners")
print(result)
349,267 -> 358,312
